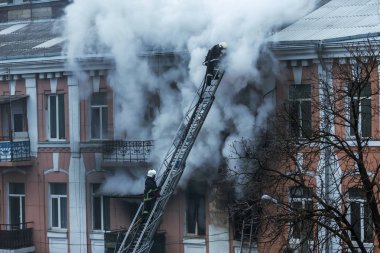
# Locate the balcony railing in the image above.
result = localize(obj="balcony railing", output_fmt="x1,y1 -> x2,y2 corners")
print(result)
102,140 -> 153,163
0,139 -> 31,162
104,229 -> 165,253
0,222 -> 33,249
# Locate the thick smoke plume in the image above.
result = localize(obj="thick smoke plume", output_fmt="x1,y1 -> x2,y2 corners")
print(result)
63,0 -> 316,195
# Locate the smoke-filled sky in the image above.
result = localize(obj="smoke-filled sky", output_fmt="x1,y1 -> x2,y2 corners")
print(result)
63,0 -> 317,195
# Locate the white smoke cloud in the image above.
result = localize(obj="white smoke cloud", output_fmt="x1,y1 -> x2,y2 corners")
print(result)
99,169 -> 145,196
62,0 -> 317,193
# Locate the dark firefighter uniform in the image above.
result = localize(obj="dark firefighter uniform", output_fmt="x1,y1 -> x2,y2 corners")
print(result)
143,169 -> 160,218
203,42 -> 227,86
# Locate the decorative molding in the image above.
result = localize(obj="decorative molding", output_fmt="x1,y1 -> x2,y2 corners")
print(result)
86,169 -> 111,176
2,168 -> 26,175
44,168 -> 69,175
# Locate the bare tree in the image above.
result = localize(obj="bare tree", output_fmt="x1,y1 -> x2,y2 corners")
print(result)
227,39 -> 380,253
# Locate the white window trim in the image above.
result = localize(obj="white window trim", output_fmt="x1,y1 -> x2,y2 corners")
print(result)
7,183 -> 25,227
185,193 -> 206,236
347,194 -> 373,245
345,85 -> 371,139
90,103 -> 108,140
49,184 -> 67,230
289,190 -> 313,244
46,94 -> 66,141
91,184 -> 108,231
289,85 -> 311,139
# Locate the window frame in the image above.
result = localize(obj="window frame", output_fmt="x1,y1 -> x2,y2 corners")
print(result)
91,183 -> 110,231
185,191 -> 206,236
347,188 -> 373,244
289,186 -> 314,251
46,94 -> 65,141
8,182 -> 25,228
90,92 -> 108,140
347,82 -> 372,138
289,84 -> 312,139
49,183 -> 67,230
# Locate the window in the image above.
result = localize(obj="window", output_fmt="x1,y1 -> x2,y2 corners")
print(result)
289,85 -> 312,138
348,83 -> 371,137
186,190 -> 205,236
289,186 -> 313,251
91,93 -> 108,140
8,183 -> 25,229
49,183 -> 67,229
348,188 -> 373,243
47,94 -> 65,140
91,184 -> 110,231
13,114 -> 23,132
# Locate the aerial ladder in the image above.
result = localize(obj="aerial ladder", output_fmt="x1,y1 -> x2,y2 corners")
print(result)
114,46 -> 226,253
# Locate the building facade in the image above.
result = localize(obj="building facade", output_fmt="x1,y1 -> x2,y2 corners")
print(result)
264,0 -> 380,252
0,1 -> 242,253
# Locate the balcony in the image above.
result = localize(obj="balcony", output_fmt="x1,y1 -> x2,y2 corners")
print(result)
0,137 -> 32,167
104,229 -> 165,253
102,140 -> 153,167
0,222 -> 35,252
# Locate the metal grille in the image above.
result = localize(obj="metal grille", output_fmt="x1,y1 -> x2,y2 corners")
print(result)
102,140 -> 153,163
0,140 -> 31,162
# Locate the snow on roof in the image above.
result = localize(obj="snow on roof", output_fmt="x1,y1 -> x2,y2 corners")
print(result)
0,23 -> 28,35
33,37 -> 65,49
271,0 -> 380,43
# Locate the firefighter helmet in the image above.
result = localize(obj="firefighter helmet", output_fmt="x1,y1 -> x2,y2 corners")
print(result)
219,42 -> 227,49
147,169 -> 157,178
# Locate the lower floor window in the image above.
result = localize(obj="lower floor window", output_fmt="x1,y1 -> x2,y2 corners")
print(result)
49,183 -> 67,229
8,183 -> 25,229
348,188 -> 373,243
92,184 -> 110,231
186,185 -> 206,236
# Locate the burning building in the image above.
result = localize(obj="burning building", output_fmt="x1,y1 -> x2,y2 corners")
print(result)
0,0 -> 333,253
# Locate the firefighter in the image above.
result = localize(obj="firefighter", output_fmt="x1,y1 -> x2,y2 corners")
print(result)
203,42 -> 227,86
143,169 -> 160,221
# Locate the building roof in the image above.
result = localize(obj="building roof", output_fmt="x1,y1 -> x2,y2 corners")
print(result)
271,0 -> 380,43
0,19 -> 63,60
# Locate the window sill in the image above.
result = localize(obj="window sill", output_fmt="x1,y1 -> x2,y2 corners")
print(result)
38,142 -> 70,147
89,232 -> 105,240
183,237 -> 206,245
47,229 -> 67,239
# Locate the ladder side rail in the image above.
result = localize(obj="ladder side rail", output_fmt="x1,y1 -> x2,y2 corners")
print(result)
156,77 -> 208,179
157,69 -> 223,189
132,83 -> 221,252
134,164 -> 187,253
132,161 -> 186,252
156,70 -> 223,188
116,203 -> 144,253
125,68 -> 225,253
157,91 -> 209,189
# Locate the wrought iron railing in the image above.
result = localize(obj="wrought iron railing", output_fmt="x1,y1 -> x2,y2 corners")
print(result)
0,222 -> 33,249
0,140 -> 31,162
102,140 -> 153,163
104,229 -> 165,253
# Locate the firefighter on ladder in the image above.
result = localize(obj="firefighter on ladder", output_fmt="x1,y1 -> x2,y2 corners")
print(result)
143,169 -> 160,222
203,42 -> 227,86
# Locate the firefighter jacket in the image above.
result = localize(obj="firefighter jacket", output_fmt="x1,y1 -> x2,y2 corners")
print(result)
144,177 -> 160,201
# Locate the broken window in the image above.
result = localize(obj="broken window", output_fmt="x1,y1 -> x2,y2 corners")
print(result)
186,185 -> 206,236
289,84 -> 312,138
